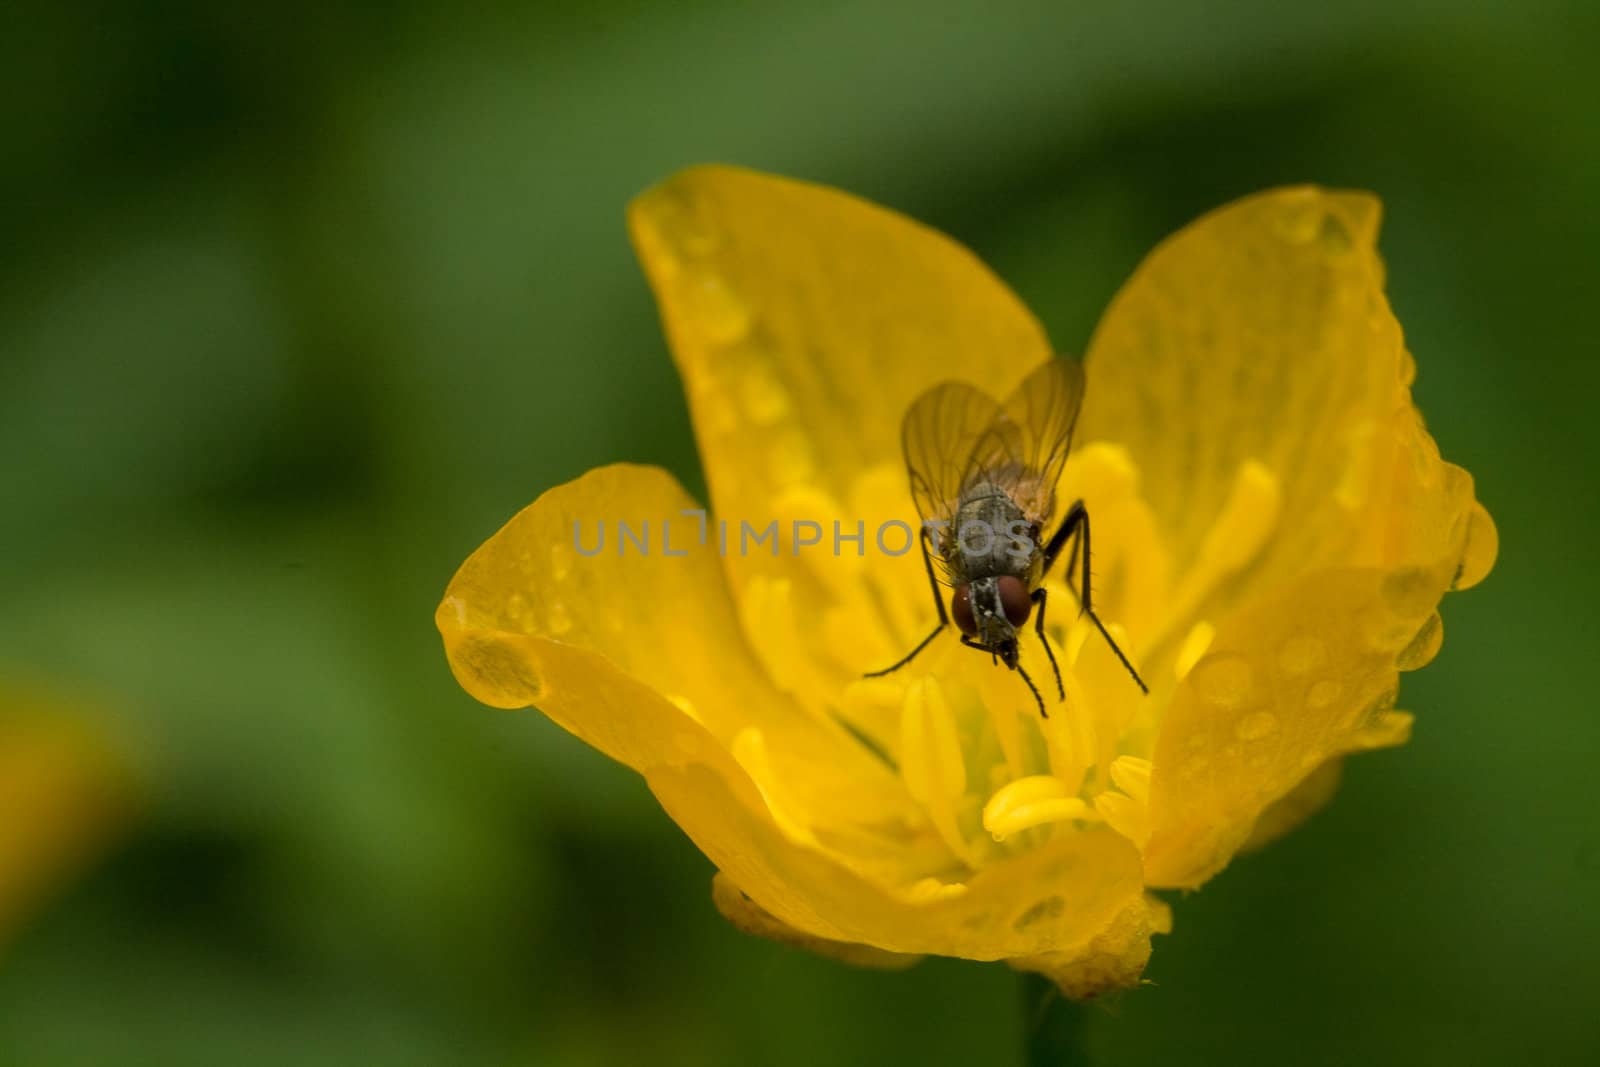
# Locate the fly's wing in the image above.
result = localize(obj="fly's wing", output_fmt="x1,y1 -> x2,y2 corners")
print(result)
995,357 -> 1085,526
902,381 -> 1005,582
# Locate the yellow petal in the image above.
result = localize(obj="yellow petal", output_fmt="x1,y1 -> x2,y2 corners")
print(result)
436,463 -> 913,833
1084,186 -> 1493,888
1009,892 -> 1171,999
1082,186 -> 1405,594
710,872 -> 922,971
1242,758 -> 1344,852
629,166 -> 1053,702
652,754 -> 1151,990
1144,565 -> 1444,888
629,164 -> 1051,522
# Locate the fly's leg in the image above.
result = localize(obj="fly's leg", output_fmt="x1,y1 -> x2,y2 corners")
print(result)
1030,587 -> 1065,700
1041,501 -> 1149,695
863,527 -> 947,677
961,635 -> 1047,718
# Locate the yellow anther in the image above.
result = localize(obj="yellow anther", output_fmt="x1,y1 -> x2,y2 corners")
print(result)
982,774 -> 1094,841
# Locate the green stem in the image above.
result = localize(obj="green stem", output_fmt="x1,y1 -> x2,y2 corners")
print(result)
1020,971 -> 1092,1066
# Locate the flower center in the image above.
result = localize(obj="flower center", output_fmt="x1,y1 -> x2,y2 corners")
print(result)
733,444 -> 1283,895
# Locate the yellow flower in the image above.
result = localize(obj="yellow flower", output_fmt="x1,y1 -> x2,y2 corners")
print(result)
1,683 -> 138,950
436,166 -> 1497,996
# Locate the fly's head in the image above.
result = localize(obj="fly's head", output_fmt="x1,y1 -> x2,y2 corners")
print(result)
952,575 -> 1032,664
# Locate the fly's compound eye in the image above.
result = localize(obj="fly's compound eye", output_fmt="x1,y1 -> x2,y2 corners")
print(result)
951,585 -> 977,636
997,576 -> 1032,627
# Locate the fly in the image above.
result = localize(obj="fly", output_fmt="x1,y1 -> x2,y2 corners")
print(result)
864,357 -> 1148,717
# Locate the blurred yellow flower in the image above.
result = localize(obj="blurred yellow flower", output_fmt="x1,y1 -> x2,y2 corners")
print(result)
436,167 -> 1496,996
1,684 -> 138,950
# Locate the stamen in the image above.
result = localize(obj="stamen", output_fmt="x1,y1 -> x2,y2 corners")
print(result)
1108,755 -> 1152,805
899,677 -> 979,867
1039,670 -> 1096,797
1094,756 -> 1155,847
982,774 -> 1097,841
907,878 -> 969,902
1093,789 -> 1150,848
1174,621 -> 1216,680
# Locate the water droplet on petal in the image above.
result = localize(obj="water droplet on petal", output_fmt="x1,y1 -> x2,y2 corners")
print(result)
1235,711 -> 1278,741
546,602 -> 572,635
1396,612 -> 1444,671
506,593 -> 529,628
1191,653 -> 1254,708
549,543 -> 574,582
1307,679 -> 1341,710
453,634 -> 543,706
689,273 -> 752,344
1381,566 -> 1437,616
739,365 -> 790,425
1452,501 -> 1498,591
768,429 -> 816,485
1274,190 -> 1323,244
1278,636 -> 1324,676
647,184 -> 724,258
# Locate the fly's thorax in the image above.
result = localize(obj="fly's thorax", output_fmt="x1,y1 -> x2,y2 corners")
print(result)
949,484 -> 1037,581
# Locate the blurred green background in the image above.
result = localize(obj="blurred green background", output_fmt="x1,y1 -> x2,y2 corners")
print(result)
2,2 -> 1595,1064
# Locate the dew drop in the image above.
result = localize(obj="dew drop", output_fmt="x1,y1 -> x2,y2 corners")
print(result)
1396,612 -> 1444,671
1366,616 -> 1416,654
1452,501 -> 1499,591
1191,653 -> 1254,707
1273,191 -> 1323,244
549,543 -> 574,582
506,593 -> 529,628
1278,635 -> 1324,676
1381,566 -> 1437,616
739,365 -> 791,425
1235,711 -> 1278,741
768,429 -> 817,485
649,185 -> 724,257
689,273 -> 752,345
456,635 -> 543,706
546,602 -> 573,636
1307,679 -> 1342,710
